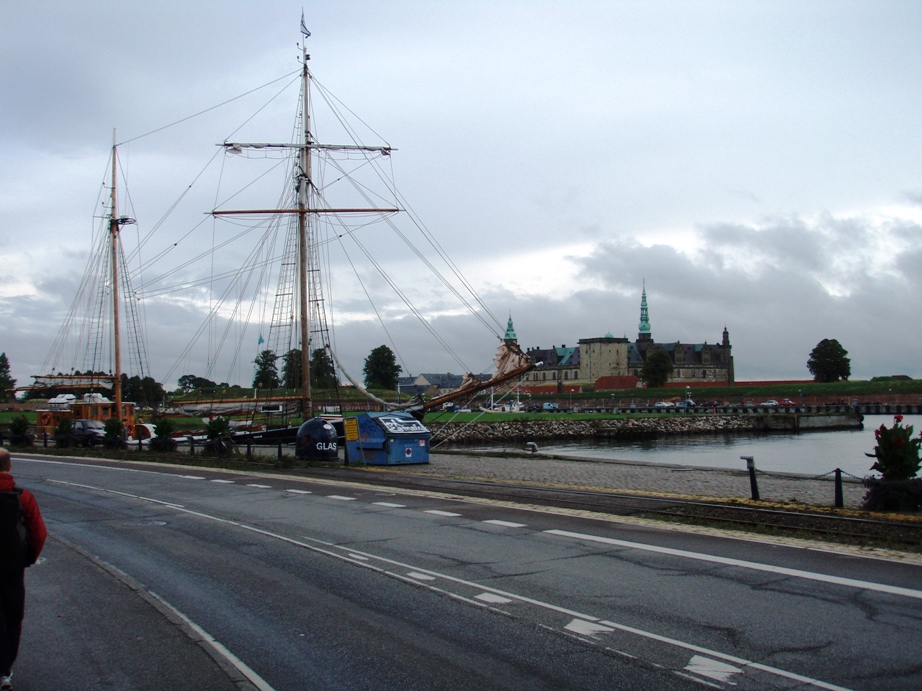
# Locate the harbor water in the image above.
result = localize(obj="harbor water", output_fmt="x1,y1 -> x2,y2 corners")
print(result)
529,414 -> 921,478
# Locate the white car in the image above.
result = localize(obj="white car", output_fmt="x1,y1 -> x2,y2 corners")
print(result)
654,401 -> 675,408
762,400 -> 779,407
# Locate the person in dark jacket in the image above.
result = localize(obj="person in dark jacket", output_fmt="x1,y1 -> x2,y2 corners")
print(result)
0,448 -> 46,691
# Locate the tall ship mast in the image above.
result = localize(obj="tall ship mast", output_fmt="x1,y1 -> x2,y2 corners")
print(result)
212,28 -> 397,420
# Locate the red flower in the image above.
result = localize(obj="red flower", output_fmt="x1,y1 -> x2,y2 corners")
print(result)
894,415 -> 904,423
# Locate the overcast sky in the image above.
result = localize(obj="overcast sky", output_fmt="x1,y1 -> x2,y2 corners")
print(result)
2,1 -> 920,391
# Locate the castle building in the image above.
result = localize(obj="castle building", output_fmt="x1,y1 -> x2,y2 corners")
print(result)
522,284 -> 734,387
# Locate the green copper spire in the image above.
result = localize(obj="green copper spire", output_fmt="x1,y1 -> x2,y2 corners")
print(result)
504,313 -> 517,341
638,282 -> 651,338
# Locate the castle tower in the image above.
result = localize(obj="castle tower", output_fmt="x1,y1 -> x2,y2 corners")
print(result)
503,313 -> 518,344
638,282 -> 652,342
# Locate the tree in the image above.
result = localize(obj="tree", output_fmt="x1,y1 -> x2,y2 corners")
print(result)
807,339 -> 850,382
363,345 -> 401,390
281,349 -> 302,390
310,348 -> 337,389
253,349 -> 280,389
640,350 -> 674,389
178,374 -> 218,394
121,374 -> 166,407
0,353 -> 15,401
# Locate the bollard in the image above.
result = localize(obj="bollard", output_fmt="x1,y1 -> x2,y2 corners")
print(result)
43,432 -> 48,448
247,439 -> 252,460
278,440 -> 283,460
834,468 -> 844,509
188,436 -> 195,455
741,456 -> 760,500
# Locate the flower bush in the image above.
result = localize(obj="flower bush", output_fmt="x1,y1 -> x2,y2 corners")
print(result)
862,415 -> 922,512
867,415 -> 921,481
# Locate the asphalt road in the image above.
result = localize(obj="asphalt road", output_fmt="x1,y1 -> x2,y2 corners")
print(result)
10,454 -> 922,690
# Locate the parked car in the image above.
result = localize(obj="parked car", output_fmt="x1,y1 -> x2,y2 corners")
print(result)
654,401 -> 675,408
57,419 -> 106,447
542,402 -> 559,411
762,400 -> 779,407
674,400 -> 696,408
779,398 -> 796,406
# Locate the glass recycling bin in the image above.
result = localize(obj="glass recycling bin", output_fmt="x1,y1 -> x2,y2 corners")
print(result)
344,412 -> 430,465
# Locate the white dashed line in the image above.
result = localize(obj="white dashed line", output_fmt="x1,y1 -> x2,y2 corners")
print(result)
475,592 -> 513,604
180,475 -> 206,480
248,484 -> 272,489
211,479 -> 235,484
425,510 -> 461,517
327,495 -> 356,501
483,519 -> 527,528
348,554 -> 369,561
286,489 -> 311,494
373,502 -> 406,508
407,572 -> 436,581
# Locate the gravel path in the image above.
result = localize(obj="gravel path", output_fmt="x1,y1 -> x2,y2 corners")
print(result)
399,451 -> 866,509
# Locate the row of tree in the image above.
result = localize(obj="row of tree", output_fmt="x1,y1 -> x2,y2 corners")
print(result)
249,345 -> 402,391
0,337 -> 852,403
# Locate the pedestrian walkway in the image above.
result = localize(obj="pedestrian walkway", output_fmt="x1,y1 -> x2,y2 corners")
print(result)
395,451 -> 867,509
17,537 -> 251,690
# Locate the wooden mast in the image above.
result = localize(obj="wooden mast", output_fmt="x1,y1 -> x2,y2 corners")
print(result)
298,38 -> 312,419
110,133 -> 123,421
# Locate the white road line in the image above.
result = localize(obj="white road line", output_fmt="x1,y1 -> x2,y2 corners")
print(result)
327,495 -> 356,501
348,554 -> 369,561
211,479 -> 234,484
180,475 -> 206,480
145,590 -> 277,691
425,510 -> 462,517
373,502 -> 406,508
483,519 -> 527,528
248,484 -> 272,489
545,529 -> 922,601
407,572 -> 436,581
475,593 -> 513,604
286,489 -> 311,494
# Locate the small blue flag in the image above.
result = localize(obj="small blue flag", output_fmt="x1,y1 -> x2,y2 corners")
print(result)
258,334 -> 265,345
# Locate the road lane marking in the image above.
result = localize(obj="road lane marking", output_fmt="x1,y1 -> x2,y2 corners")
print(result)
211,479 -> 234,484
249,484 -> 272,489
180,475 -> 206,480
544,529 -> 922,601
52,479 -> 852,691
565,619 -> 614,637
286,489 -> 311,494
327,495 -> 356,501
407,572 -> 436,581
483,519 -> 527,528
373,502 -> 406,508
685,656 -> 743,684
475,593 -> 512,604
425,510 -> 462,517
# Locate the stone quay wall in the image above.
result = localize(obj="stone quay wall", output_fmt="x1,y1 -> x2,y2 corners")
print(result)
427,413 -> 860,444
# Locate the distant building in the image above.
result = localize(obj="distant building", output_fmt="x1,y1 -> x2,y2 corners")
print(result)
523,284 -> 734,388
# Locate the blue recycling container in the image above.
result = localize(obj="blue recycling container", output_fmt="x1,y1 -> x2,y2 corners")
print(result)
344,412 -> 430,465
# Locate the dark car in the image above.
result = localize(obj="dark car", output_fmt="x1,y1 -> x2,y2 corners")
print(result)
57,419 -> 106,447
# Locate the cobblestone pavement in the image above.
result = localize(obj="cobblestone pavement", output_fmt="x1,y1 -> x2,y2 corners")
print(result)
388,451 -> 865,509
